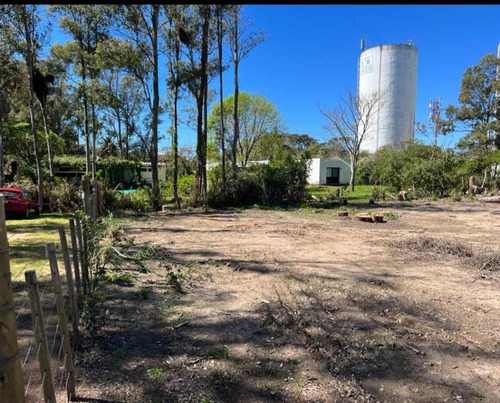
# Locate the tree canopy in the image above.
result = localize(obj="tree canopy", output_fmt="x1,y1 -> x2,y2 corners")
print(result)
208,92 -> 283,167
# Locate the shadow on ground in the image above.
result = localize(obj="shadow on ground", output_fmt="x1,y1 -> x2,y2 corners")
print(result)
69,236 -> 495,403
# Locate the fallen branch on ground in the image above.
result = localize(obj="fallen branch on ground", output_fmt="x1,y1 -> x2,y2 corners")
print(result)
477,195 -> 500,203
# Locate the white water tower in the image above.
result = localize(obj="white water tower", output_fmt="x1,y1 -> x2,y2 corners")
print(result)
358,43 -> 418,153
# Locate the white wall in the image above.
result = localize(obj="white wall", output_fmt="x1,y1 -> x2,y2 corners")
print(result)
140,165 -> 167,184
307,158 -> 321,185
307,158 -> 351,185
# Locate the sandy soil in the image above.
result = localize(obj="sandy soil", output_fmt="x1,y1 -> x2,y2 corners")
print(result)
72,200 -> 500,402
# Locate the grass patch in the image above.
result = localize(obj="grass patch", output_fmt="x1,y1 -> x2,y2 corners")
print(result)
307,185 -> 373,204
6,213 -> 72,231
102,272 -> 134,285
209,368 -> 238,392
383,211 -> 398,220
7,214 -> 72,279
147,367 -> 163,379
208,345 -> 230,360
138,286 -> 150,300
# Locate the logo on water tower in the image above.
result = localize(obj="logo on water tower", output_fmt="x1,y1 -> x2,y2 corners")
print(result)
360,56 -> 374,75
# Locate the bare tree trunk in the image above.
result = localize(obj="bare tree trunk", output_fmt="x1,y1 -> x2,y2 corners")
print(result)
0,114 -> 4,186
195,94 -> 204,205
203,60 -> 208,203
151,4 -> 160,211
480,167 -> 488,191
83,101 -> 90,175
40,103 -> 54,184
173,82 -> 179,208
125,118 -> 130,160
117,110 -> 123,158
81,58 -> 91,175
170,25 -> 181,208
91,104 -> 97,180
196,5 -> 210,205
350,155 -> 357,192
218,5 -> 226,199
23,6 -> 44,213
171,32 -> 180,209
170,28 -> 180,208
232,8 -> 239,178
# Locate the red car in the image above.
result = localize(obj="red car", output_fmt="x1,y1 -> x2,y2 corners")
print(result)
0,187 -> 40,218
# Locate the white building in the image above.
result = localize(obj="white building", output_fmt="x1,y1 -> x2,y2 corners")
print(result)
140,162 -> 167,184
307,158 -> 351,186
207,158 -> 351,186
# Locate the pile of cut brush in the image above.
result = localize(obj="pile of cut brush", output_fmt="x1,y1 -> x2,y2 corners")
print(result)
392,236 -> 500,272
355,213 -> 386,223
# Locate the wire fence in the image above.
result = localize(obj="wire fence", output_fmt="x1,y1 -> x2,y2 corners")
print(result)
14,264 -> 75,402
6,214 -> 89,402
1,181 -> 99,402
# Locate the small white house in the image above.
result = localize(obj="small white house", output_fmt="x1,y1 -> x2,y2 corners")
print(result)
140,162 -> 167,184
307,158 -> 351,186
207,157 -> 351,186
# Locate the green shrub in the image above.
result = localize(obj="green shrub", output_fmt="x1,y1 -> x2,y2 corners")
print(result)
207,153 -> 309,208
13,163 -> 38,183
450,190 -> 462,202
178,175 -> 195,197
370,185 -> 386,202
113,186 -> 153,212
369,141 -> 461,199
160,175 -> 195,203
80,291 -> 105,338
50,178 -> 81,212
207,165 -> 262,207
355,157 -> 373,185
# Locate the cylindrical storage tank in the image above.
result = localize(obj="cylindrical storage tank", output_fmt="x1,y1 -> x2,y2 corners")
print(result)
358,44 -> 418,153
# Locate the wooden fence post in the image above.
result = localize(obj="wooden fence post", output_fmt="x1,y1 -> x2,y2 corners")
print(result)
58,227 -> 79,348
83,174 -> 90,218
0,195 -> 25,402
75,214 -> 88,296
25,271 -> 56,403
68,219 -> 82,306
89,193 -> 95,225
46,243 -> 76,400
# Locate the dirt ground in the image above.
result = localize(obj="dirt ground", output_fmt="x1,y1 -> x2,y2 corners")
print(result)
72,200 -> 500,403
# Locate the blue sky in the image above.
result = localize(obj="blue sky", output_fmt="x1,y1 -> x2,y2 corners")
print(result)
48,5 -> 500,151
